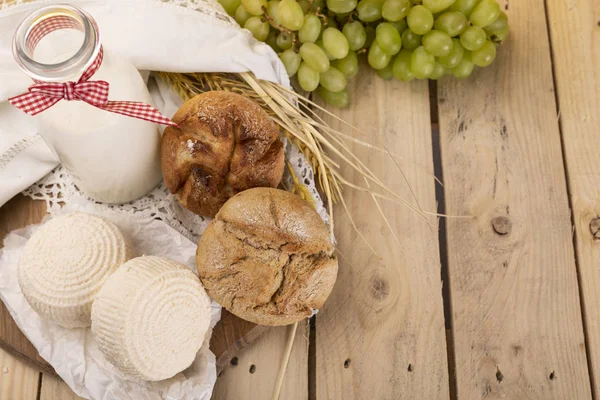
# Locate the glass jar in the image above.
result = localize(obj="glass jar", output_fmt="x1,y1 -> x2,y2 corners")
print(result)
12,5 -> 162,204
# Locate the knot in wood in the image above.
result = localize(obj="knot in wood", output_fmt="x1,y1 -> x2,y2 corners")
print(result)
370,277 -> 390,300
492,216 -> 512,235
590,217 -> 600,240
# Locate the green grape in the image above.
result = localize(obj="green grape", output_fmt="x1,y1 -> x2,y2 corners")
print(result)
317,86 -> 350,107
219,0 -> 241,16
280,48 -> 302,76
438,38 -> 464,67
381,0 -> 410,21
297,62 -> 320,91
410,46 -> 435,78
376,61 -> 394,79
278,0 -> 305,30
485,27 -> 507,43
407,5 -> 434,35
422,30 -> 452,56
323,28 -> 350,59
368,42 -> 392,69
311,0 -> 325,11
235,5 -> 252,26
471,39 -> 496,66
299,42 -> 331,72
434,11 -> 468,36
484,11 -> 508,43
392,49 -> 414,81
266,1 -> 282,24
327,0 -> 358,13
334,50 -> 359,77
401,29 -> 422,50
277,32 -> 294,49
429,62 -> 447,79
469,0 -> 500,27
335,11 -> 352,25
298,14 -> 322,43
241,0 -> 267,15
298,0 -> 310,13
245,17 -> 270,41
365,25 -> 376,47
376,23 -> 402,55
320,67 -> 348,92
265,29 -> 280,50
450,0 -> 479,15
357,0 -> 383,22
316,39 -> 336,60
451,51 -> 474,78
343,21 -> 367,50
389,19 -> 408,33
423,0 -> 456,13
484,10 -> 507,32
325,15 -> 338,29
460,26 -> 485,50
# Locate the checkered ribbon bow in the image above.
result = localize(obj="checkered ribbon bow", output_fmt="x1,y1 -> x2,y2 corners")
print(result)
9,15 -> 176,126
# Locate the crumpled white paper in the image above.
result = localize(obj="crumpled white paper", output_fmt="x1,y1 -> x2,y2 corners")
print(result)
0,199 -> 221,400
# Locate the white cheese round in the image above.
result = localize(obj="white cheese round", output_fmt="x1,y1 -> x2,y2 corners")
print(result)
91,256 -> 212,381
18,212 -> 133,328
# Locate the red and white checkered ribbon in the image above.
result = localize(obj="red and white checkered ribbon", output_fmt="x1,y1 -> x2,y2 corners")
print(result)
9,15 -> 176,126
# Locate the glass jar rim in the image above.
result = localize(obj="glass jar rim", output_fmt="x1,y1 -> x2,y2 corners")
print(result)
12,4 -> 101,82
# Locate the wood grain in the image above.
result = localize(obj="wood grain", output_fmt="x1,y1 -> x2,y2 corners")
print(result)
314,66 -> 449,399
212,321 -> 309,400
0,195 -> 268,397
0,195 -> 52,375
35,313 -> 266,400
211,311 -> 270,374
39,374 -> 84,400
437,0 -> 592,398
0,348 -> 40,400
545,0 -> 600,396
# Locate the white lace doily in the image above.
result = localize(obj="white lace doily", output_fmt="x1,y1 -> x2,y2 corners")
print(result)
24,139 -> 329,243
12,0 -> 329,241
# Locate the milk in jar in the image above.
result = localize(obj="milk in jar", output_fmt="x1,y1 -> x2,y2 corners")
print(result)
12,5 -> 162,203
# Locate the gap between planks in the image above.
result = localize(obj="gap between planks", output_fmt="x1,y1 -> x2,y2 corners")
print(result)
313,62 -> 450,400
543,0 -> 600,397
437,0 -> 592,397
542,0 -> 597,397
429,80 -> 458,400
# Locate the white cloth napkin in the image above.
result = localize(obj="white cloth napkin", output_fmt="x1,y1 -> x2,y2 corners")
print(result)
0,202 -> 222,400
0,0 -> 289,207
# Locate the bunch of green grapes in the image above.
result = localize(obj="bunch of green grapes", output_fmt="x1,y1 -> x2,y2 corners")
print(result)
218,0 -> 508,107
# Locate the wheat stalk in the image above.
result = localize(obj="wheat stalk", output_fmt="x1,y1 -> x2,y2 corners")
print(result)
158,71 -> 338,203
156,71 -> 457,245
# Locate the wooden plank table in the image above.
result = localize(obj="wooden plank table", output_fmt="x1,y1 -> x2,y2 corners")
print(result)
1,0 -> 600,398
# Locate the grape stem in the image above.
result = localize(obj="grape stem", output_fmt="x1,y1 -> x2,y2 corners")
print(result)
291,34 -> 300,52
314,8 -> 328,26
261,5 -> 293,35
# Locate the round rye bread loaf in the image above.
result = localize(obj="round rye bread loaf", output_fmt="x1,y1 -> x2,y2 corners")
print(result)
196,188 -> 338,326
161,91 -> 285,217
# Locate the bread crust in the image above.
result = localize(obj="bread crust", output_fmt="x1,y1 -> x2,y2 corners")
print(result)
196,188 -> 338,326
161,91 -> 285,217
